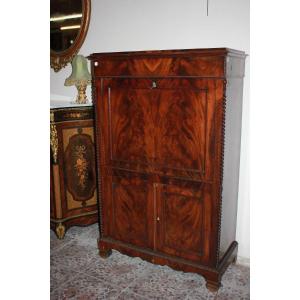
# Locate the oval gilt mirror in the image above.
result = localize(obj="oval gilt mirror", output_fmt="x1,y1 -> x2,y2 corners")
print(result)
50,0 -> 91,72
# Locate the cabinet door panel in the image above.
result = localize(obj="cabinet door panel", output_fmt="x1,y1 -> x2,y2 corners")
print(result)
156,182 -> 212,263
155,86 -> 208,178
153,78 -> 217,181
110,175 -> 154,249
104,79 -> 155,168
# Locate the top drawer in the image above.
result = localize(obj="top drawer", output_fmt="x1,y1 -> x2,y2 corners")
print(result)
91,56 -> 225,78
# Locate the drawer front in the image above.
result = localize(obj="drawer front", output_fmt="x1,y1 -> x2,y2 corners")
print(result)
97,78 -> 219,182
92,56 -> 225,78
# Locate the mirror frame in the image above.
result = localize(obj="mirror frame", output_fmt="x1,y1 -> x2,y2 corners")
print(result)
50,0 -> 91,72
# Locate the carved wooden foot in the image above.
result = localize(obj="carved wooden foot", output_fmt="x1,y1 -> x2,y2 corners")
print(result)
205,278 -> 221,292
99,248 -> 112,258
55,222 -> 66,239
98,240 -> 112,258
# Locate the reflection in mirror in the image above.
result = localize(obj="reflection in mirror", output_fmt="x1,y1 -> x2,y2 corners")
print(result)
50,0 -> 83,52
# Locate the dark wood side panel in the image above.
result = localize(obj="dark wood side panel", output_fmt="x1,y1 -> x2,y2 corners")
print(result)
219,57 -> 245,261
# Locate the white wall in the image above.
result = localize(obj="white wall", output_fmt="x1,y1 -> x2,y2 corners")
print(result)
50,0 -> 250,260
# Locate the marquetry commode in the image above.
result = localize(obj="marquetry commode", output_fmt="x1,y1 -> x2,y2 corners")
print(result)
89,48 -> 246,291
50,103 -> 98,239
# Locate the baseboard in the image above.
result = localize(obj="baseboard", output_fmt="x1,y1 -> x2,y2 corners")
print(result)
237,256 -> 250,267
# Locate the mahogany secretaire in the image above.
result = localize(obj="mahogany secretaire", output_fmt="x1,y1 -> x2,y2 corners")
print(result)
89,48 -> 246,291
50,105 -> 98,239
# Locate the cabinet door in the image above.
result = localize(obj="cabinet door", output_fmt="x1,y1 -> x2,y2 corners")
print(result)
156,181 -> 213,264
105,174 -> 154,250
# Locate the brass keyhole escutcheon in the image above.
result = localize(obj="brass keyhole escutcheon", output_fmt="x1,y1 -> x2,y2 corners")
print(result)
151,81 -> 157,89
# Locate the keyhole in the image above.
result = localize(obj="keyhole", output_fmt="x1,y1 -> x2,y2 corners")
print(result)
151,81 -> 157,89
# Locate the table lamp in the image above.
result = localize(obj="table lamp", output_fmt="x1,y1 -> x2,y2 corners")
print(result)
64,55 -> 91,104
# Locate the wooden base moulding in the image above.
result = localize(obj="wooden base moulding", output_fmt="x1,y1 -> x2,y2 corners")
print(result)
98,239 -> 238,292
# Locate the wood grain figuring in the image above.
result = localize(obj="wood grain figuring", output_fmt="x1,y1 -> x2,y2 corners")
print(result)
111,177 -> 153,249
157,183 -> 204,263
155,87 -> 207,173
90,48 -> 246,290
89,48 -> 245,78
92,56 -> 225,78
102,78 -> 216,181
109,84 -> 153,164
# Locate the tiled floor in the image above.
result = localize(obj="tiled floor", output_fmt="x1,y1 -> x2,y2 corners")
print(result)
51,224 -> 250,299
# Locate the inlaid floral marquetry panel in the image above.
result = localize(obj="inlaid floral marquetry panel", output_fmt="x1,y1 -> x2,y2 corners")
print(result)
63,128 -> 96,207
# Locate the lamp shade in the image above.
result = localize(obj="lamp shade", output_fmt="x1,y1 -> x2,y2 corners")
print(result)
64,55 -> 91,86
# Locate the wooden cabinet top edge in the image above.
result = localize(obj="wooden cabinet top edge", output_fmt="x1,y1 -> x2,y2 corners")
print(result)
88,48 -> 246,60
50,106 -> 94,112
92,75 -> 244,80
50,106 -> 94,122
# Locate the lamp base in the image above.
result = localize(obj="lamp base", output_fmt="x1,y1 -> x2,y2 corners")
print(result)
75,83 -> 88,104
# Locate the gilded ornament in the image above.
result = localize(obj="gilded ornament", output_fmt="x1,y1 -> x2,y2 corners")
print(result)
50,54 -> 76,72
55,222 -> 66,239
74,145 -> 88,189
50,112 -> 58,164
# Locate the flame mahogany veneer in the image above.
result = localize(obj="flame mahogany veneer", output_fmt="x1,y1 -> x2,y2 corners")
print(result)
89,48 -> 246,291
